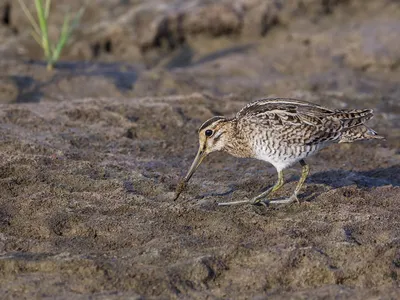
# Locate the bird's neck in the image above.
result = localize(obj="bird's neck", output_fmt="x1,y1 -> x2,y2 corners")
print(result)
222,120 -> 253,158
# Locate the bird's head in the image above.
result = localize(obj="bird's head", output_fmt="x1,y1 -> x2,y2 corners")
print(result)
197,116 -> 229,153
173,116 -> 229,200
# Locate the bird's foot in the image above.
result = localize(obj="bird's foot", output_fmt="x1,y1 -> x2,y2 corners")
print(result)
250,198 -> 269,207
218,194 -> 300,207
218,197 -> 273,207
269,194 -> 299,205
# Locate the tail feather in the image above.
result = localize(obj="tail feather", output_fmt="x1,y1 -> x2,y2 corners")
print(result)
339,125 -> 384,143
334,109 -> 374,129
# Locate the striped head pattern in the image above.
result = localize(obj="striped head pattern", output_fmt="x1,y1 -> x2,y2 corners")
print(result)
197,116 -> 229,154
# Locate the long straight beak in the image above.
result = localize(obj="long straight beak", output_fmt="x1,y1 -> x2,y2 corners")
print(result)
183,147 -> 206,182
173,147 -> 207,200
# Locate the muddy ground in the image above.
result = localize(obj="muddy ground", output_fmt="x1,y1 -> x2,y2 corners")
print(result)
0,0 -> 399,299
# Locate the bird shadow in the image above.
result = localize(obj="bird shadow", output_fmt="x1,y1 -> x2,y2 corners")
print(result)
263,165 -> 400,204
307,165 -> 400,188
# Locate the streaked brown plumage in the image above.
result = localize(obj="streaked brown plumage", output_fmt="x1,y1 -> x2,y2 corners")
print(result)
174,98 -> 384,206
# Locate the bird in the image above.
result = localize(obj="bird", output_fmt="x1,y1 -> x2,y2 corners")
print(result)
173,98 -> 384,206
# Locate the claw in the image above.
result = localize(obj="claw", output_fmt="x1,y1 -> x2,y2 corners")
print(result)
258,200 -> 269,207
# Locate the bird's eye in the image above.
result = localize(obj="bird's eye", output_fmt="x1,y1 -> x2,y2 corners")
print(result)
205,129 -> 213,137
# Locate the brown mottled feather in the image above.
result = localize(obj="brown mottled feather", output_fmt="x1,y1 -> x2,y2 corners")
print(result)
236,98 -> 383,144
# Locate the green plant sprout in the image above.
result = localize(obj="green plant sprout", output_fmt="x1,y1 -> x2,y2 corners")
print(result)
17,0 -> 85,71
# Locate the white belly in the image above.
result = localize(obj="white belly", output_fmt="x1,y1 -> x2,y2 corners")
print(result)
254,153 -> 302,171
253,143 -> 324,171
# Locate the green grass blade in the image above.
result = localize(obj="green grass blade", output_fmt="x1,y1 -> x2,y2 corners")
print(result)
35,0 -> 51,60
69,7 -> 85,32
44,0 -> 51,20
17,0 -> 41,36
20,0 -> 85,71
64,6 -> 85,41
51,12 -> 71,63
51,6 -> 85,63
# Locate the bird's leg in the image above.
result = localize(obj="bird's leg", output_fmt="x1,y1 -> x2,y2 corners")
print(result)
218,170 -> 284,206
269,160 -> 309,204
250,170 -> 284,206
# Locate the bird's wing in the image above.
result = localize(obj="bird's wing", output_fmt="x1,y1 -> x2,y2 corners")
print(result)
237,98 -> 335,128
236,98 -> 374,144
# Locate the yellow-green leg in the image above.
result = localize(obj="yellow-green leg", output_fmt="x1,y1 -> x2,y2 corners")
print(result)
251,170 -> 284,205
269,159 -> 309,204
218,170 -> 284,206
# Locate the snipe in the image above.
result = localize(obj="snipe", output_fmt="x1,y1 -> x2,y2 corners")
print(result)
174,98 -> 383,206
